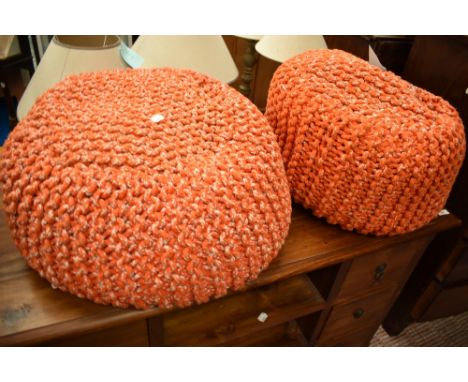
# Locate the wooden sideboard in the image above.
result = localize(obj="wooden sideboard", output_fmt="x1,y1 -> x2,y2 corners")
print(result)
0,188 -> 459,346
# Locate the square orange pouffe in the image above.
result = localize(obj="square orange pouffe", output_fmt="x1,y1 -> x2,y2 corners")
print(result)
0,68 -> 291,309
265,49 -> 466,236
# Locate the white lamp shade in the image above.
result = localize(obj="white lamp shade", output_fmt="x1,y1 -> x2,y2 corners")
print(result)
256,35 -> 327,63
17,35 -> 127,120
132,35 -> 238,84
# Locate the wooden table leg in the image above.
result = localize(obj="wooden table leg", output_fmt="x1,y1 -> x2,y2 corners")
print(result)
146,316 -> 165,346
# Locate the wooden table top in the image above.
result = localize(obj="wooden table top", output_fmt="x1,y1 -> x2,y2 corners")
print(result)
0,190 -> 460,345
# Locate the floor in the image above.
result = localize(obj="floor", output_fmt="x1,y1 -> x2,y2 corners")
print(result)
370,310 -> 468,346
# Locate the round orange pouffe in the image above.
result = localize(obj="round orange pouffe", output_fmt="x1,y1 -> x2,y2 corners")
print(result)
1,68 -> 291,309
265,49 -> 465,236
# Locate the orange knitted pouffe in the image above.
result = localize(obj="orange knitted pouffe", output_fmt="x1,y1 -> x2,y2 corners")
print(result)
265,49 -> 465,236
1,68 -> 291,309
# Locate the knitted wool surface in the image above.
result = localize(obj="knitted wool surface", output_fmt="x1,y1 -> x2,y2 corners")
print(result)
1,68 -> 292,309
265,49 -> 465,236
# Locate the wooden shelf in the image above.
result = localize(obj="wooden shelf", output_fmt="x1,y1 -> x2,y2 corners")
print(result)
163,275 -> 325,346
219,320 -> 308,347
221,323 -> 291,346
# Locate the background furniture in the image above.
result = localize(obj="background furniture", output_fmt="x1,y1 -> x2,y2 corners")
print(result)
0,190 -> 458,346
366,36 -> 414,75
0,36 -> 34,131
383,36 -> 468,334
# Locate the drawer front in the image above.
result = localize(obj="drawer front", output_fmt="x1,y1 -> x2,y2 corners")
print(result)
316,325 -> 377,347
317,289 -> 395,346
44,320 -> 149,346
336,238 -> 430,302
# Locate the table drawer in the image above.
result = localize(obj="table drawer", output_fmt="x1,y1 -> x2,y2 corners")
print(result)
336,238 -> 430,302
317,289 -> 395,346
316,324 -> 377,347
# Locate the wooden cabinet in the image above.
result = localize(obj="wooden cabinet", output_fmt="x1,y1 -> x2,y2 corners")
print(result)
0,194 -> 459,346
310,237 -> 433,346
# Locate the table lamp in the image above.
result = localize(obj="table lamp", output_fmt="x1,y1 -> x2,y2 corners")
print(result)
132,35 -> 238,84
17,35 -> 127,120
255,35 -> 327,63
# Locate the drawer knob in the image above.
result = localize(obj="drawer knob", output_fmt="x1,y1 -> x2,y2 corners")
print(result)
353,308 -> 365,319
374,263 -> 387,280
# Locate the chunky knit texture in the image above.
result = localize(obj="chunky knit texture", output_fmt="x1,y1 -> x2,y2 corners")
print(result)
1,68 -> 291,309
265,49 -> 465,236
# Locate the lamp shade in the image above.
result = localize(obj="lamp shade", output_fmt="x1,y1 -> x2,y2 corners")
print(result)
0,35 -> 20,60
17,35 -> 126,120
235,35 -> 263,41
255,35 -> 327,63
132,35 -> 238,84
